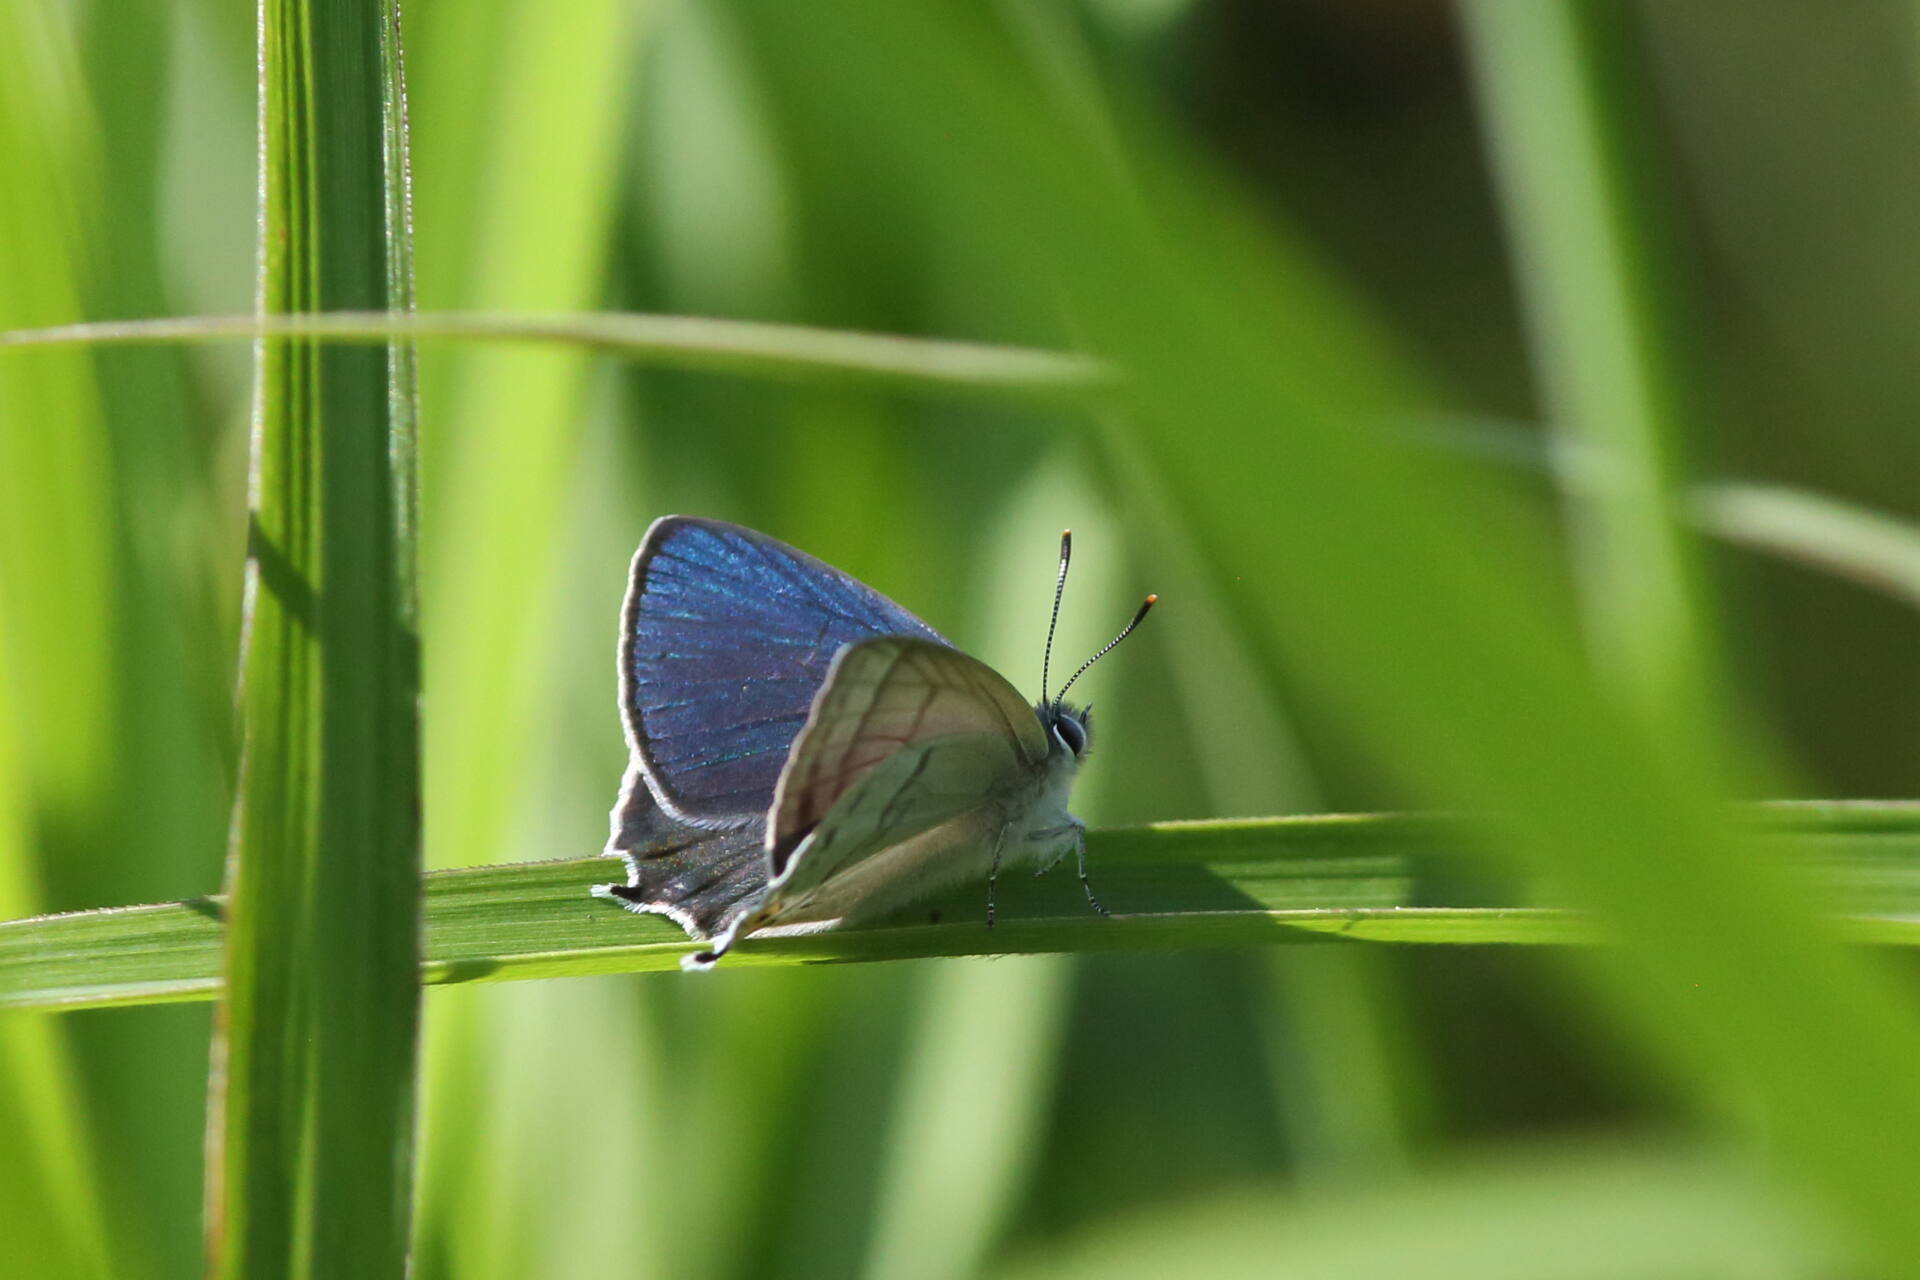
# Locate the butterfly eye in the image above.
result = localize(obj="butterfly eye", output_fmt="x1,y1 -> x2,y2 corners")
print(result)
1054,714 -> 1088,757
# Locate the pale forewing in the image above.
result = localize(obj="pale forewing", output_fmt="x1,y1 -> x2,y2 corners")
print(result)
768,637 -> 1047,871
767,730 -> 1021,911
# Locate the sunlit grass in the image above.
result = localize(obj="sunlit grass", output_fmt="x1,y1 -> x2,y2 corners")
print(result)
8,806 -> 1920,1012
4,1 -> 1920,1278
205,2 -> 421,1275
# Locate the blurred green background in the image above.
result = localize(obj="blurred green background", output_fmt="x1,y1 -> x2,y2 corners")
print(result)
5,0 -> 1920,1276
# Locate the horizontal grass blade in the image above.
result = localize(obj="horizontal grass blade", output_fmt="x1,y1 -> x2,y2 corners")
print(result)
5,806 -> 1918,1012
0,312 -> 1111,405
1693,482 -> 1920,609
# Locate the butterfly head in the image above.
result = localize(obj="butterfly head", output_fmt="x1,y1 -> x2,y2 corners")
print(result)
1039,700 -> 1093,761
1037,530 -> 1154,763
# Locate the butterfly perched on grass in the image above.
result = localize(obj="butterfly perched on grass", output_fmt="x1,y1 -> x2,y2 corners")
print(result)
593,517 -> 1152,969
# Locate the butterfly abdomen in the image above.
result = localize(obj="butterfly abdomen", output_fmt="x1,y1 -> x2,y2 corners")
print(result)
771,806 -> 1008,926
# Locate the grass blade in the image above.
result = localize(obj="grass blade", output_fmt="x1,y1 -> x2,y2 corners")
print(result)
0,0 -> 115,824
207,1 -> 421,1275
1693,482 -> 1920,609
0,311 -> 1112,406
5,807 -> 1919,1012
725,1 -> 1920,1267
0,9 -> 127,1275
1460,0 -> 1724,717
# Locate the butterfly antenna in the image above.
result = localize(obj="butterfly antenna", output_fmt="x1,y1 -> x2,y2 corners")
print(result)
1041,530 -> 1072,702
1055,594 -> 1156,704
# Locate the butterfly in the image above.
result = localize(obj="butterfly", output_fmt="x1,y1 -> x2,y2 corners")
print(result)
592,516 -> 1153,969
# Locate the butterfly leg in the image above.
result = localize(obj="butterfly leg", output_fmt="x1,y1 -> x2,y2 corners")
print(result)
1030,824 -> 1075,877
1069,822 -> 1109,917
985,821 -> 1011,928
1027,820 -> 1109,916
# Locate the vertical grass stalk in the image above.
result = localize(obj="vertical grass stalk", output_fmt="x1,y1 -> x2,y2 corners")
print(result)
207,1 -> 422,1275
1459,0 -> 1724,722
0,11 -> 124,1273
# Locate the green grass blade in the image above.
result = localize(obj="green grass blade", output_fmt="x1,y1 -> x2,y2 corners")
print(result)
1693,483 -> 1920,609
6,807 -> 1920,1012
0,9 -> 128,1276
1460,0 -> 1724,718
1419,416 -> 1920,616
207,1 -> 422,1275
726,1 -> 1920,1267
0,0 -> 116,824
0,311 -> 1111,405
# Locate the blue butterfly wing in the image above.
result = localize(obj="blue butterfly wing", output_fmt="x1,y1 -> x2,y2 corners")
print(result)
620,516 -> 946,827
